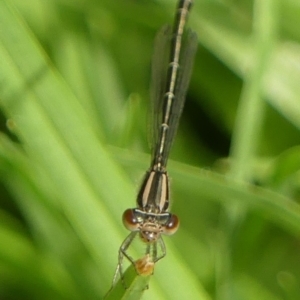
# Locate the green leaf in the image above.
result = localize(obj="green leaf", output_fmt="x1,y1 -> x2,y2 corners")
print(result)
104,263 -> 151,300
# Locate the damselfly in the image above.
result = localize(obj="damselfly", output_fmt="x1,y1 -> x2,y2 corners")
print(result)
116,0 -> 198,283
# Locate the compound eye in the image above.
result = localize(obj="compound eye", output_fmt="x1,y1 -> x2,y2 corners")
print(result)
163,214 -> 180,235
122,209 -> 140,231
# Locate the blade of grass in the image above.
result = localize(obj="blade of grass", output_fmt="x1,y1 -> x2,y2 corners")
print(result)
0,133 -> 103,298
0,0 -> 133,295
223,1 -> 278,297
104,264 -> 151,300
229,0 -> 278,181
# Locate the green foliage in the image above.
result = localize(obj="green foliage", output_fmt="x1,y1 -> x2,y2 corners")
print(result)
0,0 -> 300,299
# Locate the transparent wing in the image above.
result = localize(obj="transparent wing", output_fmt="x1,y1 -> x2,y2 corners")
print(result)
149,25 -> 172,160
160,29 -> 198,167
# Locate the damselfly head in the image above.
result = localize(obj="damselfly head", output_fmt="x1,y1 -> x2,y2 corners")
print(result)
123,208 -> 180,242
139,223 -> 162,243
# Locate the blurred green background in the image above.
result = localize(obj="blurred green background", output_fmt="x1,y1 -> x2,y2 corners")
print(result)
1,0 -> 300,299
